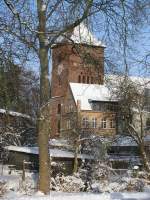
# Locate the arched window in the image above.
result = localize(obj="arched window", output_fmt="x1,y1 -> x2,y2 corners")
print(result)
92,117 -> 97,128
57,104 -> 61,114
78,75 -> 81,83
87,76 -> 89,83
101,118 -> 107,129
82,76 -> 85,83
82,117 -> 89,128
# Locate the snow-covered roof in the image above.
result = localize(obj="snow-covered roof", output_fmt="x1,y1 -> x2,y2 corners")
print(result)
56,23 -> 105,47
49,139 -> 71,148
5,146 -> 92,159
109,155 -> 141,163
0,109 -> 31,119
70,83 -> 117,110
112,135 -> 150,147
112,136 -> 138,147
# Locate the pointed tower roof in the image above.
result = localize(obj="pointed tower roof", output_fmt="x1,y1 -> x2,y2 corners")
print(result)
56,23 -> 105,47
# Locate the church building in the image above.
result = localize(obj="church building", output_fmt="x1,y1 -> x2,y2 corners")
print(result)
49,24 -> 118,139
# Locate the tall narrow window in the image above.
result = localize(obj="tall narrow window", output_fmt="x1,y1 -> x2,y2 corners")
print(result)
58,77 -> 61,86
67,120 -> 71,129
99,75 -> 101,83
82,117 -> 89,128
87,76 -> 89,83
101,118 -> 107,129
92,117 -> 97,128
57,104 -> 61,114
82,76 -> 85,83
69,104 -> 73,112
110,118 -> 115,128
78,75 -> 81,83
58,119 -> 60,133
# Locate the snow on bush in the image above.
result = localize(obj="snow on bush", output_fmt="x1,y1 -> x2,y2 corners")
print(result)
138,171 -> 150,180
0,169 -> 38,195
125,178 -> 145,192
91,162 -> 112,181
91,181 -> 126,193
18,173 -> 38,194
50,161 -> 148,193
0,181 -> 7,197
61,175 -> 85,192
91,177 -> 146,193
51,174 -> 85,192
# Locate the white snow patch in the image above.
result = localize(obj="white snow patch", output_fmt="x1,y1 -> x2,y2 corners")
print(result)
49,139 -> 70,147
35,191 -> 45,196
41,4 -> 46,11
112,136 -> 137,146
0,109 -> 31,119
70,83 -> 117,110
5,146 -> 39,155
133,166 -> 139,170
2,191 -> 150,200
55,23 -> 105,47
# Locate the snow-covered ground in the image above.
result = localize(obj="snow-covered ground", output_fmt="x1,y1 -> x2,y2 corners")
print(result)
1,165 -> 150,200
2,191 -> 150,200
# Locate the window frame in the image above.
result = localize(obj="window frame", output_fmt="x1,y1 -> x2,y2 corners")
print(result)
101,118 -> 107,129
92,117 -> 97,128
66,119 -> 71,129
110,118 -> 115,128
82,117 -> 89,128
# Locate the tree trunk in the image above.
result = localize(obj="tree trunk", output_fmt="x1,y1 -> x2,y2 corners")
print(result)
139,142 -> 150,173
73,140 -> 79,174
37,0 -> 50,194
38,108 -> 50,194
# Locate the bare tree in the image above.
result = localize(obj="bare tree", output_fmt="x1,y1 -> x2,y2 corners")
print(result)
1,0 -> 96,194
0,0 -> 148,194
0,59 -> 40,117
114,77 -> 150,172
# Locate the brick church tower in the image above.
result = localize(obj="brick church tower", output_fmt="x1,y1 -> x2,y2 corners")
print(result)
50,23 -> 105,137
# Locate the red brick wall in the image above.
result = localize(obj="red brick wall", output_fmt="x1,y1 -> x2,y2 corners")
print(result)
51,43 -> 104,97
49,97 -> 64,138
50,43 -> 105,137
